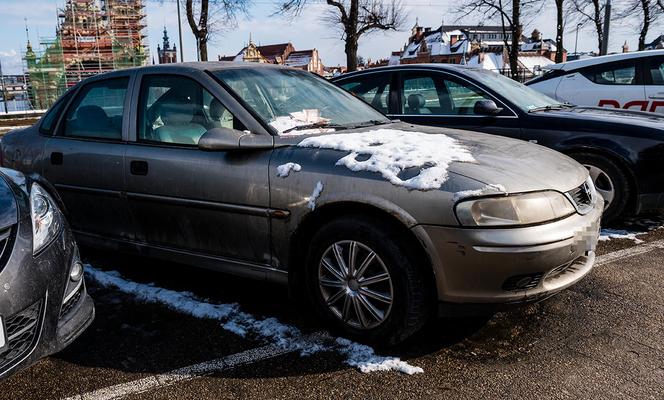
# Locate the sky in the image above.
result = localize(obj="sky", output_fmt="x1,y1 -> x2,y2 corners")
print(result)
0,0 -> 662,75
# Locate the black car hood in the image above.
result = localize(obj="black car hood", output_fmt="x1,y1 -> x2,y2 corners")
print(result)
0,170 -> 19,229
540,107 -> 664,132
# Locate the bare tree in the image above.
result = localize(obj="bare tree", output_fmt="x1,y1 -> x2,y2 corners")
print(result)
555,0 -> 564,63
276,0 -> 406,72
618,0 -> 662,50
566,0 -> 604,54
455,0 -> 542,81
185,0 -> 250,61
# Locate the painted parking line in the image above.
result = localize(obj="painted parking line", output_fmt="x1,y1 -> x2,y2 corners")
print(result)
63,333 -> 324,400
595,239 -> 664,266
66,239 -> 664,400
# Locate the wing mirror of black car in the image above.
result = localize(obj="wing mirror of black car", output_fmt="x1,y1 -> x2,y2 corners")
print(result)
473,100 -> 503,116
198,127 -> 274,151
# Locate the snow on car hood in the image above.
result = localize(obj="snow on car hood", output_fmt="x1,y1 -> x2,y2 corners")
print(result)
289,123 -> 588,194
298,129 -> 476,190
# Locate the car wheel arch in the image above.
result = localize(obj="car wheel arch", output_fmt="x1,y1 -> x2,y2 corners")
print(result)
563,146 -> 639,213
287,201 -> 438,306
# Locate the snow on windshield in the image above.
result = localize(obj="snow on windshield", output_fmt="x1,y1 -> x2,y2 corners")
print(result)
270,109 -> 335,136
298,129 -> 476,191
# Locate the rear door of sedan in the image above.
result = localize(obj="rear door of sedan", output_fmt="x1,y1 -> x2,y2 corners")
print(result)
124,69 -> 272,266
42,73 -> 135,241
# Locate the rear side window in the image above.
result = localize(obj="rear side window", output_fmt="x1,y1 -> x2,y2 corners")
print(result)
61,77 -> 129,140
647,57 -> 664,85
39,90 -> 74,135
338,73 -> 391,114
580,61 -> 638,85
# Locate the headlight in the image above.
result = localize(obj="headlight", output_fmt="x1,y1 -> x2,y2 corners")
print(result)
455,191 -> 576,227
30,183 -> 63,253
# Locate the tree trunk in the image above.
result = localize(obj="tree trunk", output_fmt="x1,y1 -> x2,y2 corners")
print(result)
199,37 -> 208,61
555,0 -> 565,63
593,0 -> 603,53
344,0 -> 360,71
639,0 -> 650,51
510,0 -> 521,81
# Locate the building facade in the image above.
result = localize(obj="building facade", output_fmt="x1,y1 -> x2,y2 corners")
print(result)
218,37 -> 324,75
157,27 -> 177,64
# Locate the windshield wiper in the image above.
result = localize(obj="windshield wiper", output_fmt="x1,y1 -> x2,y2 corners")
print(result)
528,103 -> 572,113
281,123 -> 348,134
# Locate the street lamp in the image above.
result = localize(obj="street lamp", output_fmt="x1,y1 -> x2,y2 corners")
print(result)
0,58 -> 7,114
574,23 -> 582,54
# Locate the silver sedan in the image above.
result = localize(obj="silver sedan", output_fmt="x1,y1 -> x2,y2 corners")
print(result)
1,63 -> 601,345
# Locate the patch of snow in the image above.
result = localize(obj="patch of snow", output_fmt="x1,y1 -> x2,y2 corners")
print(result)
269,110 -> 334,136
276,162 -> 302,178
298,129 -> 475,191
85,266 -> 423,375
308,181 -> 324,210
599,228 -> 645,244
454,183 -> 507,201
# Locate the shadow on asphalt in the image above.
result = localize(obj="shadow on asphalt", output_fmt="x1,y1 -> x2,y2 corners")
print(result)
50,246 -> 500,377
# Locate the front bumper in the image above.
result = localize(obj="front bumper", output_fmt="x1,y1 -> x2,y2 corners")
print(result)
0,218 -> 94,379
414,200 -> 602,308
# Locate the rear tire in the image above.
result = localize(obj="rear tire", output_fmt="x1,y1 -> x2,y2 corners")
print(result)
569,152 -> 631,224
304,216 -> 430,346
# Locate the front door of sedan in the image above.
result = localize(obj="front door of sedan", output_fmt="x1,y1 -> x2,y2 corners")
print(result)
394,71 -> 521,138
124,73 -> 271,265
645,56 -> 664,113
42,76 -> 134,241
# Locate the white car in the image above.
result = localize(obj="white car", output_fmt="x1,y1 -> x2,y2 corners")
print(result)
526,50 -> 664,113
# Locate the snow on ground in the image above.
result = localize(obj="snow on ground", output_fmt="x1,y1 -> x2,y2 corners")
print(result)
276,163 -> 302,178
599,228 -> 646,244
85,266 -> 423,375
308,181 -> 324,210
454,183 -> 507,202
298,129 -> 475,191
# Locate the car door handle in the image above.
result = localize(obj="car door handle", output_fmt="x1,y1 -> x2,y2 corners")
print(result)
130,160 -> 149,176
648,93 -> 664,100
50,152 -> 63,165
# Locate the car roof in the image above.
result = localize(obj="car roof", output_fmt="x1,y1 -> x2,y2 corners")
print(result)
331,64 -> 480,80
544,49 -> 664,72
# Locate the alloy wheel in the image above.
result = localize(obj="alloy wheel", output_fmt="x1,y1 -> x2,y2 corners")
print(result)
584,164 -> 614,210
318,240 -> 394,330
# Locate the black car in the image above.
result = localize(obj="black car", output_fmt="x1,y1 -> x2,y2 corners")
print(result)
0,168 -> 94,378
332,64 -> 664,222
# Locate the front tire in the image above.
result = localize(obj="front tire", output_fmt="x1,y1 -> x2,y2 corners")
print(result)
304,216 -> 430,346
569,152 -> 631,224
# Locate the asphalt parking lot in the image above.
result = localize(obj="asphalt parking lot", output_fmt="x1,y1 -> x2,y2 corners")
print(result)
0,215 -> 663,400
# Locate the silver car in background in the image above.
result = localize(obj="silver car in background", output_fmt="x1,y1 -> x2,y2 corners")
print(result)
1,63 -> 601,345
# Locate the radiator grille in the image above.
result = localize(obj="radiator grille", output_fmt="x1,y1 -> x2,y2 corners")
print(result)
567,181 -> 594,214
0,299 -> 43,374
0,227 -> 14,272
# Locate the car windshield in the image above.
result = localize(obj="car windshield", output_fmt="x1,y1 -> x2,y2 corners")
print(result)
213,67 -> 390,135
463,68 -> 569,112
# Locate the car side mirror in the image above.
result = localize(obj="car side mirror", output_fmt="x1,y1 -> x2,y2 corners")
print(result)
198,127 -> 274,151
473,100 -> 503,116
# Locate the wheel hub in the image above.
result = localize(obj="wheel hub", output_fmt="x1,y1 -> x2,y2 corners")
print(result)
318,240 -> 394,330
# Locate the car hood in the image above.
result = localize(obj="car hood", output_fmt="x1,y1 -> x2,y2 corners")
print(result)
277,122 -> 587,194
0,170 -> 19,229
540,106 -> 664,132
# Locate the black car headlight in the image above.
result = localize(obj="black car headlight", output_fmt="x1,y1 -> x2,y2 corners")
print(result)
455,191 -> 576,227
30,183 -> 63,254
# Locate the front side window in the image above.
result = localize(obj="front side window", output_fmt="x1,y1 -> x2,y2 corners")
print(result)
648,57 -> 664,85
138,75 -> 244,146
338,73 -> 391,114
581,62 -> 638,85
400,72 -> 496,115
213,68 -> 389,135
62,78 -> 128,140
